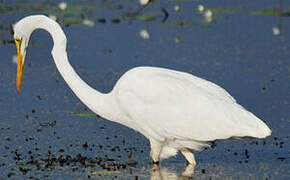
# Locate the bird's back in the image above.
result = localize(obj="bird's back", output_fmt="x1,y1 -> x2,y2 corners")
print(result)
112,67 -> 271,145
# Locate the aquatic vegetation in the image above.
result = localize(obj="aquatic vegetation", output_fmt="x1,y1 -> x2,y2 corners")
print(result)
208,6 -> 244,13
121,13 -> 161,21
0,0 -> 289,179
252,8 -> 290,16
68,113 -> 96,117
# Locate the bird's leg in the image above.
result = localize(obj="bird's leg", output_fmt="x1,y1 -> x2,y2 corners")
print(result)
150,139 -> 162,164
181,164 -> 195,177
151,164 -> 161,178
181,149 -> 196,166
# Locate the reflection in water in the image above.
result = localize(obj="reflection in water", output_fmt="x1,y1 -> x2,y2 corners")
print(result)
151,164 -> 195,180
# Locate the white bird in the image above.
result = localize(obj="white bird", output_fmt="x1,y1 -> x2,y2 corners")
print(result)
13,15 -> 271,166
139,0 -> 150,6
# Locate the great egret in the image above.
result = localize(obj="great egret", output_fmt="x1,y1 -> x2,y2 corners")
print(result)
13,15 -> 271,166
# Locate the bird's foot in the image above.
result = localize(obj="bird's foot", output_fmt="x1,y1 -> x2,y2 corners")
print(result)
152,160 -> 159,165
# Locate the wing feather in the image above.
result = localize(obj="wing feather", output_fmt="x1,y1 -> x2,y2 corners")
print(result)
114,67 -> 271,142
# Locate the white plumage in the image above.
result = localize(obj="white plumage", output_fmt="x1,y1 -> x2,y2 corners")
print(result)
13,15 -> 271,165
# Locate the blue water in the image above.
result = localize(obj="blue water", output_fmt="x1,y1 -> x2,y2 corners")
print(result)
0,0 -> 289,179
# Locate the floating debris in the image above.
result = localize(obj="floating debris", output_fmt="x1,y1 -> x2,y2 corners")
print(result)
83,19 -> 94,27
111,18 -> 121,23
58,2 -> 67,11
174,5 -> 180,12
175,35 -> 181,43
161,8 -> 169,23
205,10 -> 213,22
36,95 -> 42,100
139,29 -> 150,39
198,5 -> 205,12
277,157 -> 286,161
272,27 -> 280,36
98,18 -> 106,23
82,142 -> 89,150
39,120 -> 56,127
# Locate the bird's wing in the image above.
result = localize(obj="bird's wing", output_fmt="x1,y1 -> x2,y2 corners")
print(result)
114,67 -> 270,142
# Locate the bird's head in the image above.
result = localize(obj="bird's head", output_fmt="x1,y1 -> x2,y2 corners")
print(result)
11,17 -> 33,93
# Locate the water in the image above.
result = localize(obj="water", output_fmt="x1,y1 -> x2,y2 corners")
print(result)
0,0 -> 289,179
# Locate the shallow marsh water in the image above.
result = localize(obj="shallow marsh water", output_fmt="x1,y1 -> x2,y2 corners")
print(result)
0,0 -> 289,179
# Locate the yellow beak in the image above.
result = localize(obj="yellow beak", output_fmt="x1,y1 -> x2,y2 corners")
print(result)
15,39 -> 23,93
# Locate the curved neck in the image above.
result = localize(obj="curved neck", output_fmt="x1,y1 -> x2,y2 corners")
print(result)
29,16 -> 114,120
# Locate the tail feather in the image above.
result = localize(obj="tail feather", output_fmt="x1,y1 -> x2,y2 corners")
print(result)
235,105 -> 272,138
248,113 -> 272,138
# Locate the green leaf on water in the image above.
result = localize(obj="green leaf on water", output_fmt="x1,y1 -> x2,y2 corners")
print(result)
122,13 -> 160,21
252,9 -> 290,16
165,16 -> 226,27
209,6 -> 244,13
50,4 -> 97,15
135,14 -> 160,21
252,9 -> 281,16
165,21 -> 193,26
61,17 -> 82,25
68,113 -> 96,117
